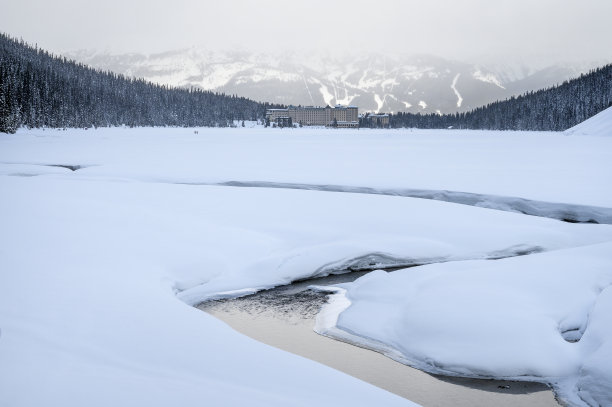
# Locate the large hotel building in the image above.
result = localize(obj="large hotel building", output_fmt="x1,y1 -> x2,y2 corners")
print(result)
266,105 -> 359,128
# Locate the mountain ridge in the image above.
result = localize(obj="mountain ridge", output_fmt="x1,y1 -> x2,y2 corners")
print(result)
66,48 -> 603,114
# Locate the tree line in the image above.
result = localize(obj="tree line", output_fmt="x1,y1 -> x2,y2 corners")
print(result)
0,33 -> 282,133
2,31 -> 611,133
389,64 -> 612,131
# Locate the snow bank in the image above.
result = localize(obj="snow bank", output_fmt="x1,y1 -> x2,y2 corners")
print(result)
565,106 -> 612,137
0,176 -> 418,407
318,243 -> 612,406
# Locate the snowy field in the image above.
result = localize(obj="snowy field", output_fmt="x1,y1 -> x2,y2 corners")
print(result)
1,109 -> 611,406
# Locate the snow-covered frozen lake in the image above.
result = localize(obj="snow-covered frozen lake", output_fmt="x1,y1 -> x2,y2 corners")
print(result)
1,115 -> 611,406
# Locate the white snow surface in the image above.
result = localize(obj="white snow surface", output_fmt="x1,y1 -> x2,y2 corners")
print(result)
0,176 -> 420,407
2,126 -> 611,208
318,243 -> 612,406
1,124 -> 612,406
565,106 -> 612,137
472,69 -> 506,89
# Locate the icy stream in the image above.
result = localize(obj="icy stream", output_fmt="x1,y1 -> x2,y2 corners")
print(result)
198,271 -> 559,407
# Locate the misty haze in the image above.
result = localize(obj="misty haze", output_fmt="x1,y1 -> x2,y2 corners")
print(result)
65,48 -> 607,114
1,1 -> 612,407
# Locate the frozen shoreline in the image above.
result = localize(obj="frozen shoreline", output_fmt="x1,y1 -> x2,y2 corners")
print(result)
200,271 -> 559,407
315,243 -> 612,407
315,286 -> 557,384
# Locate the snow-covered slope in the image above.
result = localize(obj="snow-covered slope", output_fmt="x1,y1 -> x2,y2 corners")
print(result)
565,106 -> 612,136
66,49 -> 595,113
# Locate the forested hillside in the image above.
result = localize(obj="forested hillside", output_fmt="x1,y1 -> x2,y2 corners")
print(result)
2,31 -> 611,133
0,33 -> 275,133
390,64 -> 612,131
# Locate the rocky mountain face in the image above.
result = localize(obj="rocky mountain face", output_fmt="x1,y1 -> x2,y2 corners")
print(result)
66,48 -> 598,114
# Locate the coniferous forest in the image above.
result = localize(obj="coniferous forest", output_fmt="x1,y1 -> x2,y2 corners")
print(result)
1,31 -> 611,133
0,33 -> 277,133
389,64 -> 612,130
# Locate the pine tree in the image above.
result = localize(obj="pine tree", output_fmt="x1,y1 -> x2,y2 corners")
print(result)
389,65 -> 612,131
0,32 -> 286,132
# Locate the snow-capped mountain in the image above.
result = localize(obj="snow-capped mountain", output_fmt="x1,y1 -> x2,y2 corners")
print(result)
65,48 -> 600,113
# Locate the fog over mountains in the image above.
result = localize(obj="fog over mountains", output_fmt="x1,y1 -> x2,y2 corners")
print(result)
66,48 -> 606,114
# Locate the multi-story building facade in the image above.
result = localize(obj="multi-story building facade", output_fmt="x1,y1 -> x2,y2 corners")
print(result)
361,113 -> 390,128
266,105 -> 359,127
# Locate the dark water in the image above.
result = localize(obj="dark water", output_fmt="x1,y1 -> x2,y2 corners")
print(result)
198,271 -> 559,407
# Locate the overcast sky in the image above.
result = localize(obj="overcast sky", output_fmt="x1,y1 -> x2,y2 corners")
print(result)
1,0 -> 611,65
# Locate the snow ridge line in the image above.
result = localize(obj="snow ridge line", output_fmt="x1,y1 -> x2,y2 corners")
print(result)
183,244 -> 547,306
212,181 -> 612,225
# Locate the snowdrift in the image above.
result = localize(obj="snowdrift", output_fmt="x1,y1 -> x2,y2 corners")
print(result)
317,243 -> 612,406
566,106 -> 612,136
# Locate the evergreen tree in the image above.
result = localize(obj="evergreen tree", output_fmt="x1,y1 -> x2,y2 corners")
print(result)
2,31 -> 610,133
389,64 -> 612,131
0,33 -> 285,132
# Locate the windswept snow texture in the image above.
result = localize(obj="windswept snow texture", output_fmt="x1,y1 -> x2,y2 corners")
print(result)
1,124 -> 611,406
565,106 -> 612,137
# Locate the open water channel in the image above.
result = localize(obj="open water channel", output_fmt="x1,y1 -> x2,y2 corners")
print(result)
198,270 -> 560,407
